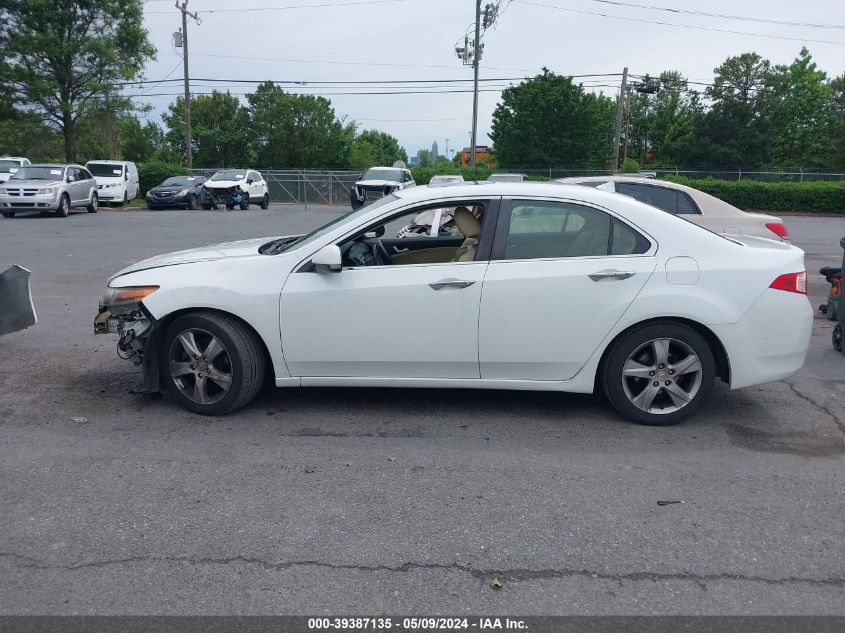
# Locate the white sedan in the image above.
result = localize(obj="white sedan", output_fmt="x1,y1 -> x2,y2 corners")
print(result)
95,182 -> 812,425
555,176 -> 791,241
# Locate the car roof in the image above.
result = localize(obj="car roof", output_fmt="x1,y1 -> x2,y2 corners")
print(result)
0,156 -> 28,161
86,159 -> 131,164
29,163 -> 72,168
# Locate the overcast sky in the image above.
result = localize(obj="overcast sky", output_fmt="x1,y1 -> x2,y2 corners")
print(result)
136,0 -> 845,159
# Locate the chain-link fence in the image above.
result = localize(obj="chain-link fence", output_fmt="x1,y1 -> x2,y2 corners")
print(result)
189,167 -> 845,206
190,169 -> 361,206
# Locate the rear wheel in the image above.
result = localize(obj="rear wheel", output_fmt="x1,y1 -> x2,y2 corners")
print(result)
260,193 -> 269,209
87,192 -> 98,213
601,322 -> 716,426
160,312 -> 266,416
56,194 -> 70,217
1,211 -> 15,218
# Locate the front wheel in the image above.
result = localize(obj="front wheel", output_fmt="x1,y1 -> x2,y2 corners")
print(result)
188,193 -> 198,210
56,194 -> 70,217
260,193 -> 269,209
160,312 -> 266,416
240,191 -> 250,210
601,322 -> 716,426
87,192 -> 98,213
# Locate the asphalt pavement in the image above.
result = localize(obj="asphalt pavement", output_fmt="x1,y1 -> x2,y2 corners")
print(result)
0,205 -> 843,615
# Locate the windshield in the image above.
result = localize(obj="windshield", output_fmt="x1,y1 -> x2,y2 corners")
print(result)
0,160 -> 21,173
87,163 -> 124,177
160,176 -> 195,187
362,168 -> 401,182
10,166 -> 65,181
276,194 -> 399,254
211,170 -> 246,181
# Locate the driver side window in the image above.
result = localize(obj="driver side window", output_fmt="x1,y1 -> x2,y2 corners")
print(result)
338,201 -> 489,267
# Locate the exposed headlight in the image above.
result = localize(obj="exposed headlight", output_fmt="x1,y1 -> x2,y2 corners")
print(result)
100,285 -> 159,313
37,186 -> 57,195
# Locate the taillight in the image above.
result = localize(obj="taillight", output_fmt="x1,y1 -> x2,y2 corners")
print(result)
766,223 -> 790,240
770,272 -> 807,295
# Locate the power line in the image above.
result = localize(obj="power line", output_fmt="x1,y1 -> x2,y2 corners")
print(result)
146,0 -> 414,14
513,0 -> 845,45
114,73 -> 623,86
586,0 -> 845,30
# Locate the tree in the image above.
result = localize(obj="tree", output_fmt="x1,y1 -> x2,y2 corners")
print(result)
162,91 -> 254,167
666,53 -> 773,168
490,70 -> 616,167
761,48 -> 833,168
829,73 -> 845,170
350,130 -> 407,168
247,81 -> 355,168
0,0 -> 156,161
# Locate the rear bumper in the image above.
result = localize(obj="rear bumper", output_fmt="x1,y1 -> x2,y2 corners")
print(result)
712,289 -> 813,389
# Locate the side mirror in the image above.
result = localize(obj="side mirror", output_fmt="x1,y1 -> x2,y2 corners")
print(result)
125,173 -> 129,181
246,178 -> 253,184
312,244 -> 342,272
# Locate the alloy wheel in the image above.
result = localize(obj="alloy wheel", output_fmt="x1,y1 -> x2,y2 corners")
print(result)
168,328 -> 233,405
621,337 -> 703,415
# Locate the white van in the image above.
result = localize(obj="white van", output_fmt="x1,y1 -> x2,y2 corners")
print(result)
0,157 -> 31,183
84,160 -> 140,206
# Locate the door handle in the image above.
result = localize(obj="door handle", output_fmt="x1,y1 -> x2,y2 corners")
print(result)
429,278 -> 476,290
588,270 -> 635,281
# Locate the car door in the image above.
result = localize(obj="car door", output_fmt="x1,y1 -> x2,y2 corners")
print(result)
279,198 -> 499,379
249,171 -> 263,200
478,198 -> 657,381
68,167 -> 85,204
79,167 -> 95,203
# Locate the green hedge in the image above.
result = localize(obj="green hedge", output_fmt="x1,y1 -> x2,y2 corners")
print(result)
138,162 -> 189,196
662,176 -> 845,214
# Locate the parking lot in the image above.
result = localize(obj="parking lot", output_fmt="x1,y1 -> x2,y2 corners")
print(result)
1,205 -> 843,615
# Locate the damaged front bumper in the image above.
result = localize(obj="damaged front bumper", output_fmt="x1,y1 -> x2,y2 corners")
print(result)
94,299 -> 162,396
203,185 -> 247,207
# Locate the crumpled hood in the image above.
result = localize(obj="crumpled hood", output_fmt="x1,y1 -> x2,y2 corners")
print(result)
354,179 -> 398,188
204,179 -> 244,189
110,236 -> 275,281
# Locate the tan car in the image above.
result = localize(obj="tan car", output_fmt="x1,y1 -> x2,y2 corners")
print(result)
555,176 -> 790,241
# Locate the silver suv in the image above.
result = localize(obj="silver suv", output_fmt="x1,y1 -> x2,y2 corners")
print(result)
0,164 -> 99,218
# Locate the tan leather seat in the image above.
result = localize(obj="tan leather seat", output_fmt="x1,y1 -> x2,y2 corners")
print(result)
452,207 -> 482,262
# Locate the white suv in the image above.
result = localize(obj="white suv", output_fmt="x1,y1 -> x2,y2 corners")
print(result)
201,169 -> 270,210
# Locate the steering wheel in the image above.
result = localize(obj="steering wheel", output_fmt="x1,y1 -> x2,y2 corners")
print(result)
372,239 -> 393,266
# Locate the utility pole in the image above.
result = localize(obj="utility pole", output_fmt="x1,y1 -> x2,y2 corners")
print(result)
470,0 -> 482,167
612,66 -> 628,172
175,1 -> 200,168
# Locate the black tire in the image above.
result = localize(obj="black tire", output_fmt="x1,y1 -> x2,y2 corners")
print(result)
240,190 -> 250,210
87,192 -> 98,213
260,193 -> 269,209
1,211 -> 15,218
225,203 -> 235,211
601,321 -> 716,426
56,193 -> 70,217
834,323 -> 843,353
188,193 -> 198,210
202,203 -> 213,210
160,311 -> 266,416
122,192 -> 128,207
